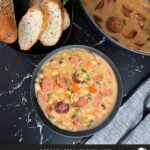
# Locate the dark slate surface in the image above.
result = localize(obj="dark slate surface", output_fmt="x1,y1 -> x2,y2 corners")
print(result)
0,4 -> 149,144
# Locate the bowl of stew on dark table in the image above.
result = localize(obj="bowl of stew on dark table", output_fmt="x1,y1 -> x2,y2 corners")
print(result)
30,45 -> 123,137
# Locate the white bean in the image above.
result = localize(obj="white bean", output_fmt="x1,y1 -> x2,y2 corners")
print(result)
61,63 -> 66,67
35,83 -> 41,93
52,71 -> 59,76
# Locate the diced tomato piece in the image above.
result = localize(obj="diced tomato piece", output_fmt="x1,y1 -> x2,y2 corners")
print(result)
75,96 -> 88,107
99,88 -> 112,96
56,75 -> 69,88
37,91 -> 48,103
93,96 -> 102,107
41,78 -> 52,93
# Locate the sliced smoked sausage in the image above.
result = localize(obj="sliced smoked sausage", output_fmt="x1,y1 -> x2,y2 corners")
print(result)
56,74 -> 69,88
41,78 -> 52,93
75,96 -> 88,107
54,101 -> 69,113
37,91 -> 48,103
106,17 -> 124,33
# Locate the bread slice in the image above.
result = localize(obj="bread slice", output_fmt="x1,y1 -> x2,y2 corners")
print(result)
30,0 -> 42,6
18,7 -> 43,51
0,0 -> 17,43
63,8 -> 70,31
40,0 -> 63,46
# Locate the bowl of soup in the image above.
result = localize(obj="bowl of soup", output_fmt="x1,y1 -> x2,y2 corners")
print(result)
30,45 -> 123,137
81,0 -> 150,55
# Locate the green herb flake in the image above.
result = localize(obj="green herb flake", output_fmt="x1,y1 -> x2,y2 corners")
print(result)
87,76 -> 91,81
72,108 -> 80,118
59,58 -> 64,64
144,20 -> 150,35
82,69 -> 87,73
108,80 -> 112,83
76,108 -> 81,113
90,119 -> 94,123
101,103 -> 106,110
92,69 -> 96,73
47,94 -> 51,99
49,116 -> 54,120
87,124 -> 92,128
95,81 -> 101,86
87,93 -> 92,100
123,19 -> 127,25
72,70 -> 79,77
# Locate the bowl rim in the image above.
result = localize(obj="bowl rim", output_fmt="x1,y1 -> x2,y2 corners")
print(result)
30,45 -> 123,137
80,0 -> 150,56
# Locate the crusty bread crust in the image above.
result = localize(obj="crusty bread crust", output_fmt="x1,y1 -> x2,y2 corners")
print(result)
0,0 -> 17,43
40,0 -> 64,46
63,8 -> 70,31
18,7 -> 43,51
30,0 -> 42,6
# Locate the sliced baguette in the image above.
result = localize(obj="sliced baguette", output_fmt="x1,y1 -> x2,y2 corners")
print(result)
40,0 -> 63,46
18,7 -> 43,51
30,0 -> 42,6
63,8 -> 70,31
30,0 -> 70,32
0,0 -> 17,43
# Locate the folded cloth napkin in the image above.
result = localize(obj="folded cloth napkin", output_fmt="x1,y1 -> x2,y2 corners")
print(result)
86,76 -> 150,144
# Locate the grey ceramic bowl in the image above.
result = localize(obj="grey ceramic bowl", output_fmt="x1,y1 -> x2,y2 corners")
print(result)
30,45 -> 123,137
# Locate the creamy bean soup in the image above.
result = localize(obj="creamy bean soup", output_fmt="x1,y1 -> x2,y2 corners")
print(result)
35,49 -> 118,131
82,0 -> 150,53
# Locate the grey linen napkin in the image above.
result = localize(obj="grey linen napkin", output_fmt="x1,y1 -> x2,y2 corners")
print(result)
86,76 -> 150,144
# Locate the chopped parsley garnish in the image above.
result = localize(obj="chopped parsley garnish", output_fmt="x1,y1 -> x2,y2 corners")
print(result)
87,93 -> 92,100
101,103 -> 106,110
59,58 -> 64,64
95,81 -> 101,86
49,116 -> 54,119
87,124 -> 92,128
87,75 -> 90,81
72,70 -> 79,77
82,68 -> 87,73
47,93 -> 51,99
72,108 -> 80,118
